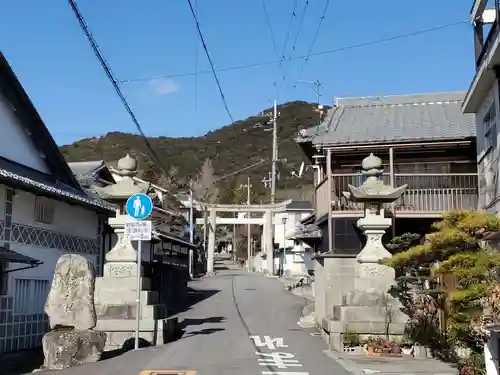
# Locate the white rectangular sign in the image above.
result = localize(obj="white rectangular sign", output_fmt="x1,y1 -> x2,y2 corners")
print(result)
125,220 -> 152,241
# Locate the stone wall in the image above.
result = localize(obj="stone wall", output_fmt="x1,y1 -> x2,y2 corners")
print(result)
313,254 -> 357,324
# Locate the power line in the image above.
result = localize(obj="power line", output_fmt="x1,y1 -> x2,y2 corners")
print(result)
66,0 -> 163,168
67,0 -> 200,204
260,0 -> 286,88
121,20 -> 468,84
289,0 -> 310,56
281,0 -> 300,60
186,0 -> 234,123
293,0 -> 331,89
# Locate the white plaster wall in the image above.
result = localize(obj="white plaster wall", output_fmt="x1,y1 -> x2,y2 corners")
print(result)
5,189 -> 100,301
273,211 -> 312,248
6,243 -> 97,298
477,82 -> 500,213
12,190 -> 98,239
0,95 -> 50,174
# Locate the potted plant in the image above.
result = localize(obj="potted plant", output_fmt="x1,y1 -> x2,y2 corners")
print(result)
399,337 -> 414,356
364,337 -> 402,357
342,331 -> 361,353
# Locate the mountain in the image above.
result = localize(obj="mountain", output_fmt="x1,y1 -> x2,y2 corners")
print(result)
60,101 -> 327,202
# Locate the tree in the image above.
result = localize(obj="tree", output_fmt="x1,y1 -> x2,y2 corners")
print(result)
192,158 -> 219,203
384,210 -> 500,373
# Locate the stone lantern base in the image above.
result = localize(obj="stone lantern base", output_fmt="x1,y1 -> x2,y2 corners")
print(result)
94,263 -> 177,351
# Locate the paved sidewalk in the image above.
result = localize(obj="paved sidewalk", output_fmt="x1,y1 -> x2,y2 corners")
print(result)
322,344 -> 458,375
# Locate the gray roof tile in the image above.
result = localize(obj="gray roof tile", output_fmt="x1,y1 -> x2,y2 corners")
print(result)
297,92 -> 476,146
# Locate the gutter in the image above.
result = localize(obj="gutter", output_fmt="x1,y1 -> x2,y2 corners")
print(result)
317,140 -> 473,152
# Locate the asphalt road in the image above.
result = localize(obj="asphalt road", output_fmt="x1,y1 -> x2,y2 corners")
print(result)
50,262 -> 351,375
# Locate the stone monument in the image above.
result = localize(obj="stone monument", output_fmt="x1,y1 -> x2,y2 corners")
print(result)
93,154 -> 172,351
324,153 -> 409,350
39,254 -> 106,371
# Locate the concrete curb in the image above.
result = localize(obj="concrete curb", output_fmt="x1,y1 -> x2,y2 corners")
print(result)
322,350 -> 366,375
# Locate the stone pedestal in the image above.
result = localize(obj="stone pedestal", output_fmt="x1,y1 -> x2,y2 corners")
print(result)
94,216 -> 172,351
323,209 -> 408,350
319,154 -> 410,350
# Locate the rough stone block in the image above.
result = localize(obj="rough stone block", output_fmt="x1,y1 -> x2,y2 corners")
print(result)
40,328 -> 106,371
44,254 -> 96,330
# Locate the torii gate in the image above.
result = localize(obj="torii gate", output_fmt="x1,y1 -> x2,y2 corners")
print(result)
194,199 -> 292,274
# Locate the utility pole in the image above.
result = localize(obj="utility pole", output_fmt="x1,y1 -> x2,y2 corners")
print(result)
239,177 -> 252,271
189,184 -> 194,278
271,99 -> 278,204
246,176 -> 252,271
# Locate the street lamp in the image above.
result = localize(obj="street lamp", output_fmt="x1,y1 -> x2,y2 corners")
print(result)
281,216 -> 288,273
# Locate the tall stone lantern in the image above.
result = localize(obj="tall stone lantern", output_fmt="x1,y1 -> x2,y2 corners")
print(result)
92,154 -> 168,351
343,153 -> 407,293
320,153 -> 410,351
94,154 -> 149,271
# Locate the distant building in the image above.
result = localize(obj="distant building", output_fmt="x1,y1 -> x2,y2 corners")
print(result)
0,51 -> 114,353
296,92 -> 477,253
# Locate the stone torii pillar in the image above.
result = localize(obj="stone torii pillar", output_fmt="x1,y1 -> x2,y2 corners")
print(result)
207,208 -> 216,274
264,210 -> 274,275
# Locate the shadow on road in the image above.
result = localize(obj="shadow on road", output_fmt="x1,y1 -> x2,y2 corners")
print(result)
181,316 -> 226,328
180,327 -> 225,339
169,287 -> 221,316
3,348 -> 44,375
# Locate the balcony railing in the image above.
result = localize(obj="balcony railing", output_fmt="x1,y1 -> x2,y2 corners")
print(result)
315,173 -> 478,217
476,15 -> 499,70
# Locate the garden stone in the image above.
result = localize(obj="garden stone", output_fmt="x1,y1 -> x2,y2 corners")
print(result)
39,254 -> 105,371
44,254 -> 97,330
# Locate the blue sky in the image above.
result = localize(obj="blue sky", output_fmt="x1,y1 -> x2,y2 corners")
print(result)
1,0 -> 474,145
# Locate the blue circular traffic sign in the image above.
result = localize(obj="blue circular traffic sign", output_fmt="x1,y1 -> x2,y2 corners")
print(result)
125,193 -> 153,220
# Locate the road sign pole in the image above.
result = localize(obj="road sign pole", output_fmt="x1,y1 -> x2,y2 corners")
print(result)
134,239 -> 142,350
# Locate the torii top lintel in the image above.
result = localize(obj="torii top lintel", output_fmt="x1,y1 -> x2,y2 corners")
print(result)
194,199 -> 292,213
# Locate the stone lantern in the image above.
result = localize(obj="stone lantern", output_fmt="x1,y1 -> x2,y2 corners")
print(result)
343,153 -> 407,293
92,154 -> 169,351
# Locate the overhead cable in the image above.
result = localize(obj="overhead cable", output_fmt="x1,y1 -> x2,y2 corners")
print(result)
186,0 -> 235,123
293,0 -> 331,88
121,20 -> 469,84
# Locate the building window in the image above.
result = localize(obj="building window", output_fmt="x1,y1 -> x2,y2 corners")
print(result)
484,103 -> 497,152
35,197 -> 54,224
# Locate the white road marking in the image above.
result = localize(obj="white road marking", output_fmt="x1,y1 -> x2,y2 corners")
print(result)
250,335 -> 288,350
250,336 -> 309,374
256,352 -> 303,369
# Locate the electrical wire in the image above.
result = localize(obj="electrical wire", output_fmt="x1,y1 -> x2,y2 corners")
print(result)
121,20 -> 469,84
186,0 -> 234,123
288,0 -> 310,57
260,0 -> 287,91
67,0 -> 206,206
281,0 -> 300,60
67,0 -> 164,170
68,0 -> 268,209
293,0 -> 331,89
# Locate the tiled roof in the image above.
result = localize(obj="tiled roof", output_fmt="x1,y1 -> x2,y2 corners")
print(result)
286,200 -> 313,211
297,92 -> 476,146
68,161 -> 105,178
0,246 -> 40,264
0,158 -> 115,213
